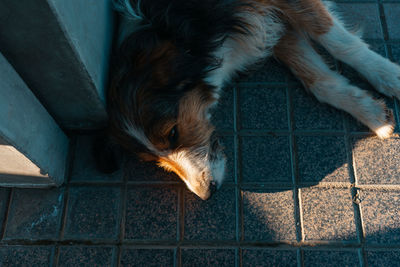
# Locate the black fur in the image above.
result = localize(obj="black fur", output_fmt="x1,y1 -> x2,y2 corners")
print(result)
108,0 -> 253,154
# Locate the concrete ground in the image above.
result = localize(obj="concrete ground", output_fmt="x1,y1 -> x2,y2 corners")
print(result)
1,1 -> 400,266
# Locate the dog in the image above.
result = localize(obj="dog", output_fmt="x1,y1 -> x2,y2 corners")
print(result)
106,0 -> 400,200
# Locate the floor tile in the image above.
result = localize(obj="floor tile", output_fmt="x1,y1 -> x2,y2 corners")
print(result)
384,4 -> 400,40
241,136 -> 292,183
335,3 -> 383,39
242,249 -> 297,267
4,188 -> 64,240
181,249 -> 235,267
239,85 -> 288,130
291,86 -> 344,131
211,86 -> 234,131
64,186 -> 121,240
125,187 -> 178,240
239,58 -> 289,83
366,250 -> 400,266
301,187 -> 357,241
58,246 -> 114,267
296,136 -> 350,183
0,246 -> 53,266
70,135 -> 123,182
120,248 -> 174,267
243,189 -> 296,241
125,155 -> 180,183
303,250 -> 360,267
360,189 -> 400,244
352,137 -> 400,184
184,187 -> 236,240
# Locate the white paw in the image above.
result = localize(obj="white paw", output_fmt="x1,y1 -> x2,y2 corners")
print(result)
368,58 -> 400,99
375,124 -> 394,139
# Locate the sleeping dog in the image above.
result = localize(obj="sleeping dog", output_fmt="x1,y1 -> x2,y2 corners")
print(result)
106,0 -> 400,200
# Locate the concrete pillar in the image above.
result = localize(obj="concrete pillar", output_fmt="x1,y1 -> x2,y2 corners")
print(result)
0,53 -> 69,187
0,0 -> 114,129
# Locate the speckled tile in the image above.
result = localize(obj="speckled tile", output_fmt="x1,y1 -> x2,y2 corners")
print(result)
0,246 -> 53,266
184,187 -> 236,240
303,250 -> 360,267
64,186 -> 121,240
335,3 -> 383,39
239,58 -> 289,83
296,136 -> 350,183
242,249 -> 297,267
366,250 -> 400,266
291,86 -> 344,131
211,86 -> 234,131
181,249 -> 235,267
352,137 -> 400,184
242,189 -> 296,241
4,188 -> 64,240
360,189 -> 400,244
218,135 -> 235,183
392,44 -> 400,63
125,155 -> 180,183
120,248 -> 174,267
125,187 -> 178,240
384,4 -> 400,40
241,136 -> 292,183
239,85 -> 288,130
58,246 -> 114,267
301,187 -> 357,241
0,188 -> 10,233
70,135 -> 123,182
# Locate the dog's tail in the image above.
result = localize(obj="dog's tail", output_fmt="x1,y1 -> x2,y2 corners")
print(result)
112,0 -> 144,20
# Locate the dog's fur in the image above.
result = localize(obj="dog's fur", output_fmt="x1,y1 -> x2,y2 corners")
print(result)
107,0 -> 400,199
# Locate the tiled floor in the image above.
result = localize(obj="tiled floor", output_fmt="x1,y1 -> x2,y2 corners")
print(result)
1,1 -> 400,266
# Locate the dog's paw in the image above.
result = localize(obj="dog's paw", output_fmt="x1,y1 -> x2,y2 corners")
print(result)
372,108 -> 395,139
370,59 -> 400,99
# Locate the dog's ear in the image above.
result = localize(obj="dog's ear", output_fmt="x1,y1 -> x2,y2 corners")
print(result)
92,130 -> 124,174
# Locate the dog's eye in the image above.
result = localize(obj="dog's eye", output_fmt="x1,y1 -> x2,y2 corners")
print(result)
168,126 -> 178,146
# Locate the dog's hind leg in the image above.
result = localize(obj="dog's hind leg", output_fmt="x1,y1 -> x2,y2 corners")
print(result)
274,31 -> 394,138
281,0 -> 400,99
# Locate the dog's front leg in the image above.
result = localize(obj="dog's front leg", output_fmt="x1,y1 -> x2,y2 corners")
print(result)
274,31 -> 394,139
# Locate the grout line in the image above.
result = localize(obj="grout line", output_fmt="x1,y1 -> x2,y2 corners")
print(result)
297,248 -> 303,267
176,247 -> 182,267
297,189 -> 305,243
236,247 -> 240,267
378,1 -> 389,41
287,84 -> 304,245
59,186 -> 70,241
52,245 -> 60,267
0,188 -> 12,240
3,238 -> 400,248
359,247 -> 367,267
233,86 -> 244,245
59,135 -> 77,242
178,187 -> 185,243
344,110 -> 366,265
116,157 -> 129,267
115,246 -> 122,267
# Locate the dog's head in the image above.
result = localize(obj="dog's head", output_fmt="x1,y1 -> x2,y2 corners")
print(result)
108,25 -> 226,200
